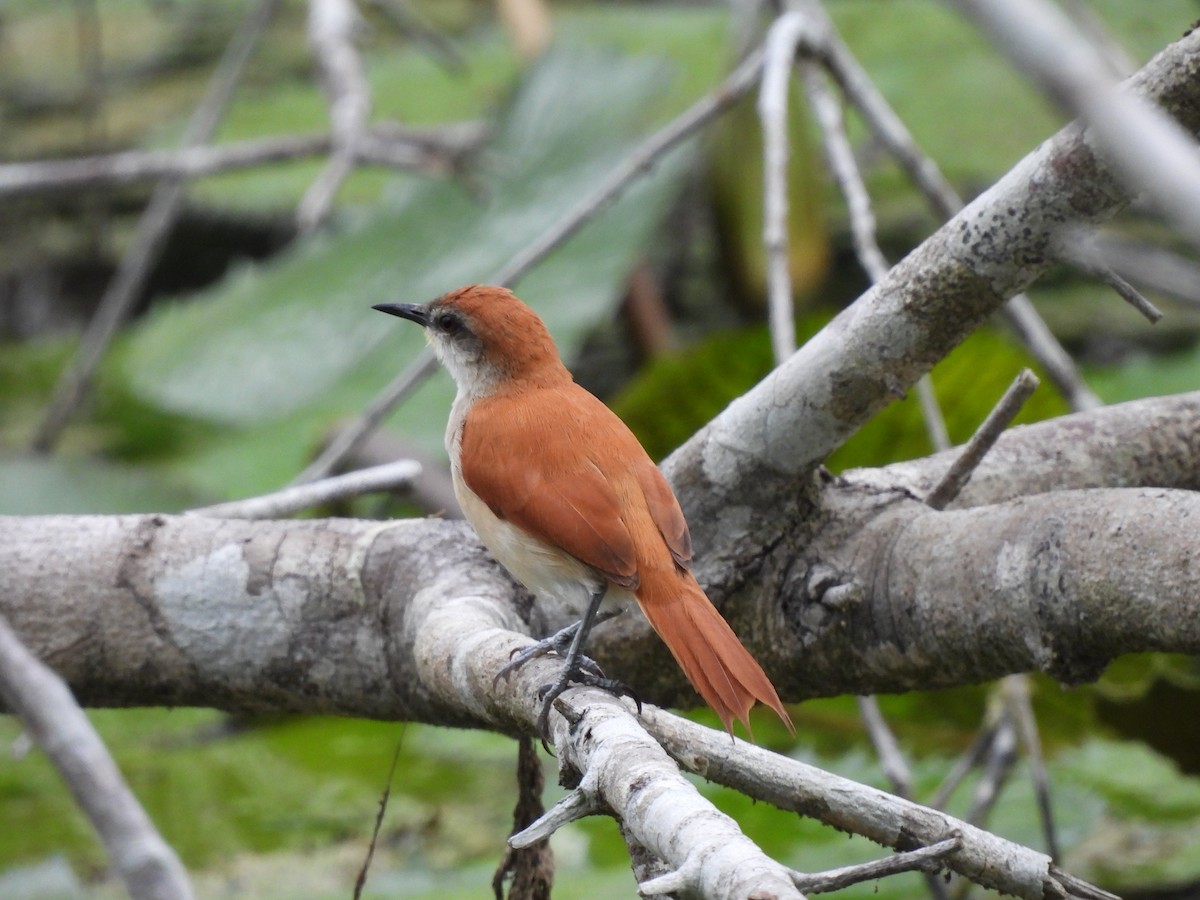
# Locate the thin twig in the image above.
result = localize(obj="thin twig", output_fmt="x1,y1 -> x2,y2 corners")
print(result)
364,0 -> 464,71
492,45 -> 767,288
856,695 -> 913,797
299,0 -> 372,230
1061,236 -> 1164,323
1058,0 -> 1136,77
1001,675 -> 1059,860
916,376 -> 953,452
645,709 -> 1120,900
759,12 -> 814,363
925,369 -> 1039,510
1001,297 -> 1100,412
929,723 -> 999,811
0,123 -> 484,198
0,614 -> 193,899
293,351 -> 438,484
189,460 -> 420,519
964,712 -> 1019,830
793,836 -> 962,894
802,64 -> 887,283
492,735 -> 553,900
353,734 -> 404,900
32,0 -> 282,453
309,45 -> 770,481
1089,233 -> 1200,310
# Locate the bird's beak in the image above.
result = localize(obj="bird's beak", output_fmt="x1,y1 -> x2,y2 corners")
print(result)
372,302 -> 429,327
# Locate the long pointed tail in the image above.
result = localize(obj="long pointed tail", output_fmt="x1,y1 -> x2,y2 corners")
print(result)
637,572 -> 794,736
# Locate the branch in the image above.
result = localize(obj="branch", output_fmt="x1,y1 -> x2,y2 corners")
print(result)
807,486 -> 1200,695
0,123 -> 484,198
644,711 -> 1115,900
516,695 -> 801,899
924,369 -> 1039,510
849,390 -> 1200,507
797,0 -> 1100,412
298,0 -> 372,230
665,24 -> 1200,538
0,614 -> 193,899
950,0 -> 1200,250
3,485 -> 1199,722
0,510 -> 1139,896
187,459 -> 421,518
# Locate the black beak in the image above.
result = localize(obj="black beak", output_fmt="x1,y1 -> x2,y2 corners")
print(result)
372,302 -> 429,327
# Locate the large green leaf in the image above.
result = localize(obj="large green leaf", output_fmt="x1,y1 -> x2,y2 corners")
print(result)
119,45 -> 693,428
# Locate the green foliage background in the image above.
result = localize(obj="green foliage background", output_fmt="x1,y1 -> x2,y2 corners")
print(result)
2,2 -> 1200,897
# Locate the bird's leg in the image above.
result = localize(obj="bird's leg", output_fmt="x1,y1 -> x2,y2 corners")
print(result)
493,607 -> 621,685
494,585 -> 641,738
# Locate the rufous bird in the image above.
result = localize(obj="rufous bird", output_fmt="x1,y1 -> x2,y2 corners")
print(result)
373,284 -> 793,737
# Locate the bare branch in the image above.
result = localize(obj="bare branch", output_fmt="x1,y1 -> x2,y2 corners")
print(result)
493,45 -> 767,289
645,710 -> 1115,900
189,460 -> 421,519
0,124 -> 484,198
363,0 -> 464,71
793,837 -> 961,894
1002,675 -> 1059,860
293,349 -> 438,484
1091,233 -> 1200,310
1061,235 -> 1164,323
949,0 -> 1200,250
0,614 -> 193,899
965,712 -> 1019,832
759,12 -> 816,363
856,694 -> 913,797
666,25 -> 1200,529
929,723 -> 1000,811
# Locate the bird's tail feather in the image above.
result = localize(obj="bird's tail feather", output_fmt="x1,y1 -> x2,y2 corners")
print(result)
638,573 -> 794,736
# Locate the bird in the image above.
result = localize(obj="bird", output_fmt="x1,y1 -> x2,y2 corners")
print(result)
373,284 -> 793,738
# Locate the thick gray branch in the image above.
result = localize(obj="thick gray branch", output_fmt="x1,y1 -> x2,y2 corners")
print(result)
796,486 -> 1200,697
3,483 -> 1199,711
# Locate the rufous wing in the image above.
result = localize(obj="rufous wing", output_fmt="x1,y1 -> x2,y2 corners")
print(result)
460,388 -> 641,590
632,454 -> 692,569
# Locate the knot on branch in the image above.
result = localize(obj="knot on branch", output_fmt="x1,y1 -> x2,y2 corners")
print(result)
782,561 -> 863,647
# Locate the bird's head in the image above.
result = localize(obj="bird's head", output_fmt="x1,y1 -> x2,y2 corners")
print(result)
373,284 -> 568,397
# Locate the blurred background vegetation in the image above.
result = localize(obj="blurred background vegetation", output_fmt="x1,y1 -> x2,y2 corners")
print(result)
2,1 -> 1200,897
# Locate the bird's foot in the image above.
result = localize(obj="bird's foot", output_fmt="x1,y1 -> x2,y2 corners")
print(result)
534,668 -> 643,737
492,608 -> 640,741
493,608 -> 622,686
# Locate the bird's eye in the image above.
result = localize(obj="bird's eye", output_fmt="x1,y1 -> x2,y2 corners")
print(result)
433,311 -> 462,335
